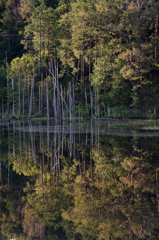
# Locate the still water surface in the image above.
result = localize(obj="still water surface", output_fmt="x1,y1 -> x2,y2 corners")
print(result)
0,119 -> 159,240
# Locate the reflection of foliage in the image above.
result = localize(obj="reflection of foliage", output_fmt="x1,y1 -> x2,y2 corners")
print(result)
12,153 -> 40,177
1,128 -> 159,239
61,144 -> 159,239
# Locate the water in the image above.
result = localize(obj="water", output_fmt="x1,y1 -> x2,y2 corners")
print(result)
0,119 -> 159,240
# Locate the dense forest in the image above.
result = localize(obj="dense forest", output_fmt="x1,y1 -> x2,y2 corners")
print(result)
0,0 -> 159,119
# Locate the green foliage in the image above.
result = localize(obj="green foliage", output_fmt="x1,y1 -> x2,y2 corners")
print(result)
20,0 -> 39,19
9,53 -> 38,78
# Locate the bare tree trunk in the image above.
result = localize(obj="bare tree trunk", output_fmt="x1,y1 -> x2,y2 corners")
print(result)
19,121 -> 22,171
12,78 -> 15,117
19,67 -> 21,119
89,42 -> 91,83
58,125 -> 61,173
39,12 -> 41,70
61,85 -> 65,120
90,88 -> 93,118
57,76 -> 60,118
53,78 -> 57,121
33,68 -> 35,114
8,124 -> 10,184
69,122 -> 72,157
155,14 -> 158,59
82,53 -> 85,80
95,89 -> 97,117
76,59 -> 80,85
47,120 -> 50,165
23,120 -> 25,149
90,150 -> 92,178
42,132 -> 44,165
28,76 -> 33,120
47,62 -> 73,120
91,120 -> 93,147
69,82 -> 72,121
28,75 -> 30,106
97,88 -> 99,118
41,73 -> 43,117
13,120 -> 15,158
54,128 -> 57,178
29,122 -> 36,164
23,74 -> 26,117
39,85 -> 41,114
85,86 -> 89,117
6,52 -> 9,117
73,79 -> 75,118
46,76 -> 49,120
79,107 -> 80,145
86,123 -> 88,149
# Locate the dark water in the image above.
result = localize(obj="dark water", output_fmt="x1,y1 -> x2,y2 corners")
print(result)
0,119 -> 159,240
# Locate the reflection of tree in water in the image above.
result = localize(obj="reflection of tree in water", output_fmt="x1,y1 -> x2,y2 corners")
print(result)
61,136 -> 159,239
0,122 -> 159,239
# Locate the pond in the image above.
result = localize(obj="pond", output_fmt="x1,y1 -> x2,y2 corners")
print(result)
0,119 -> 159,240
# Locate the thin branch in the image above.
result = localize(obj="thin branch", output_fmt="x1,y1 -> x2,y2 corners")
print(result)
116,5 -> 127,13
31,107 -> 47,118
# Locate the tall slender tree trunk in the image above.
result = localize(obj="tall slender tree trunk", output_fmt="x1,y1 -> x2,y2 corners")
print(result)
73,78 -> 75,118
28,76 -> 33,119
46,77 -> 49,120
19,121 -> 22,171
23,76 -> 25,117
6,52 -> 9,117
39,12 -> 41,70
155,15 -> 158,59
97,88 -> 99,118
69,82 -> 72,121
90,88 -> 93,118
76,59 -> 80,85
95,88 -> 97,117
39,85 -> 41,114
41,73 -> 43,117
12,78 -> 15,117
19,67 -> 21,119
89,41 -> 91,83
32,68 -> 35,114
53,78 -> 57,121
47,120 -> 50,165
85,86 -> 89,117
28,75 -> 30,105
61,85 -> 65,120
13,120 -> 15,158
8,124 -> 10,184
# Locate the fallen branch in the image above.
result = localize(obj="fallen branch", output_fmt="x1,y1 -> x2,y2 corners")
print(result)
30,107 -> 47,119
95,117 -> 119,121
